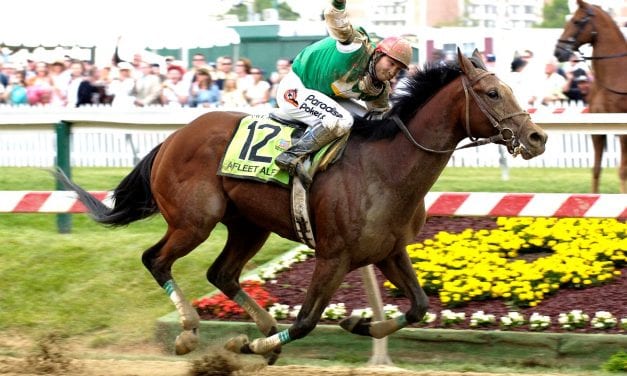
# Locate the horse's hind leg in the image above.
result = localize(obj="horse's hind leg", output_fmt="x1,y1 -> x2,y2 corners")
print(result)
206,218 -> 283,364
142,224 -> 214,355
591,135 -> 606,193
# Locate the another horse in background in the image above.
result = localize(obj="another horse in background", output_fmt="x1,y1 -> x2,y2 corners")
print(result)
56,50 -> 547,364
555,0 -> 627,193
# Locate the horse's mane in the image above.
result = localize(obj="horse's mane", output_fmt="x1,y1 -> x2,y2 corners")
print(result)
351,62 -> 463,140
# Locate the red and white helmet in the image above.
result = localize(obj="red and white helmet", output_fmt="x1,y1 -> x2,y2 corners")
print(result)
375,37 -> 412,69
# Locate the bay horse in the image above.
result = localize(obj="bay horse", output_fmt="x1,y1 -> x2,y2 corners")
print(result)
57,50 -> 547,364
554,0 -> 627,193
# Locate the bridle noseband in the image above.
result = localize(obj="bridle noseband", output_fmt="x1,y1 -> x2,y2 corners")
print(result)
391,69 -> 529,157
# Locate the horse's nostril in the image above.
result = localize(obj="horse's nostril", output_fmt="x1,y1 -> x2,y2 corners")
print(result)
529,131 -> 548,146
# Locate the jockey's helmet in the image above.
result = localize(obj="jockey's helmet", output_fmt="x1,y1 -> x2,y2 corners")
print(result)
375,37 -> 412,69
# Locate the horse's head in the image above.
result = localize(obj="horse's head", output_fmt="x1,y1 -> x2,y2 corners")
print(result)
555,0 -> 598,62
457,49 -> 547,160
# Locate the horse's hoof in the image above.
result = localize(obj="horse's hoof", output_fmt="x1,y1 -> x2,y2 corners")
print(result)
224,334 -> 249,354
339,316 -> 372,336
263,347 -> 281,365
175,329 -> 198,355
339,316 -> 361,332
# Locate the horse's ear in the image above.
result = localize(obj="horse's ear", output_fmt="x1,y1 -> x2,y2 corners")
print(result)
471,49 -> 487,70
457,47 -> 476,77
577,0 -> 586,8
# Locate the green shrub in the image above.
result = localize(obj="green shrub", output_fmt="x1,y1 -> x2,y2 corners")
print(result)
603,351 -> 627,373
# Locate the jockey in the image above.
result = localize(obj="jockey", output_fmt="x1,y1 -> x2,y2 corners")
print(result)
274,0 -> 412,185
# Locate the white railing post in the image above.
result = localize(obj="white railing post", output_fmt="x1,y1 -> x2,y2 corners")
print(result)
361,265 -> 393,366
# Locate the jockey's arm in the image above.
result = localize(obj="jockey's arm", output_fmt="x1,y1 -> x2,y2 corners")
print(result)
324,0 -> 355,44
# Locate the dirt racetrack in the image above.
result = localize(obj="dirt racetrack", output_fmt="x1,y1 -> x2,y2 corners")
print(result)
0,356 -> 571,376
0,334 -> 570,376
0,332 -> 587,376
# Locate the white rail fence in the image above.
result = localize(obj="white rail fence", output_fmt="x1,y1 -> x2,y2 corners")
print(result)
0,105 -> 625,168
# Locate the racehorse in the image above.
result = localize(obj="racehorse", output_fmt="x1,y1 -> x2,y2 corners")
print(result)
554,0 -> 627,193
57,50 -> 547,364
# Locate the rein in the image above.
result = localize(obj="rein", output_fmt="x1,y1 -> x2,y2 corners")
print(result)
557,7 -> 627,61
391,70 -> 528,156
579,51 -> 627,60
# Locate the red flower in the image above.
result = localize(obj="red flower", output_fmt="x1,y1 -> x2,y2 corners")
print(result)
193,280 -> 277,318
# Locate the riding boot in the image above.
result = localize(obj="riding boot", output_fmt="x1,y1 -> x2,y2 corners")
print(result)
275,124 -> 338,186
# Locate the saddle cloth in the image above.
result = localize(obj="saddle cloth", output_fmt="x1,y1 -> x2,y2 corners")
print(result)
218,114 -> 347,187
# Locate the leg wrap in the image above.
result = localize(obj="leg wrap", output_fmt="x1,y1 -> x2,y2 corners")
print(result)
248,329 -> 292,354
164,279 -> 199,330
369,315 -> 409,339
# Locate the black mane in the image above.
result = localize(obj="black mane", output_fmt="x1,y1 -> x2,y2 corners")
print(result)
352,62 -> 463,140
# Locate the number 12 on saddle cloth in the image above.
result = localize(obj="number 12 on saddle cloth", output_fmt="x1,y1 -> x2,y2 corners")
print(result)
218,114 -> 341,187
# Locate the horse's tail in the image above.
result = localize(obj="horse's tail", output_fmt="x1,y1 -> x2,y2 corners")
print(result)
55,144 -> 162,227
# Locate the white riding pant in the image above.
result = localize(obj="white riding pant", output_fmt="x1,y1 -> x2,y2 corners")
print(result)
276,70 -> 353,137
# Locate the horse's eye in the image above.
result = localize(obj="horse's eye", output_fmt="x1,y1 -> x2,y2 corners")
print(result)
487,90 -> 499,99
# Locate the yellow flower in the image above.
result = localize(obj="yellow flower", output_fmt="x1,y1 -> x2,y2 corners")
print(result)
398,217 -> 625,308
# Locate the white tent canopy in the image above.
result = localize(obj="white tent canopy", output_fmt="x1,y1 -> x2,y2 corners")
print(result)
142,26 -> 240,50
0,0 -> 240,66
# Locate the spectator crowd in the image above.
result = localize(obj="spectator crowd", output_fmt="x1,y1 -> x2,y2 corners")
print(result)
0,48 -> 592,109
0,52 -> 292,109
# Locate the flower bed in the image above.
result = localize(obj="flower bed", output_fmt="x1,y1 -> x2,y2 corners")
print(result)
194,216 -> 627,334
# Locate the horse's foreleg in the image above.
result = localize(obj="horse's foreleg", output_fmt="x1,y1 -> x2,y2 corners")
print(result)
142,228 -> 210,355
234,257 -> 349,356
618,135 -> 627,193
591,135 -> 606,193
341,251 -> 428,339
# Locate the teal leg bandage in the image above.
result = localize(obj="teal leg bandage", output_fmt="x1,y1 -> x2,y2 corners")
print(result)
163,280 -> 176,295
233,290 -> 246,305
332,0 -> 345,10
396,314 -> 409,328
278,329 -> 292,345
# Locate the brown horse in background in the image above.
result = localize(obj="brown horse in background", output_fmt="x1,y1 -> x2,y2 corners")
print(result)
56,50 -> 547,364
555,0 -> 627,193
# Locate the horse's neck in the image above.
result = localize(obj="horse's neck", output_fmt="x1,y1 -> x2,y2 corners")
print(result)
592,15 -> 627,57
386,88 -> 463,196
591,17 -> 627,86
